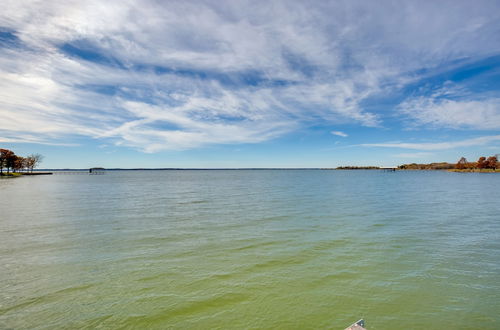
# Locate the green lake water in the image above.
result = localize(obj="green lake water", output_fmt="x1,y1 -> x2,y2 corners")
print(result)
1,170 -> 499,329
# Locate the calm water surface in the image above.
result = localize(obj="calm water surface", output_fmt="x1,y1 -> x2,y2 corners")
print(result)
1,170 -> 499,329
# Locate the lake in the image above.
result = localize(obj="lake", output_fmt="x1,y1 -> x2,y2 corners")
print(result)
1,170 -> 499,329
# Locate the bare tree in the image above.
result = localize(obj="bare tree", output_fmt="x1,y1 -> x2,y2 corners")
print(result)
25,156 -> 34,173
26,153 -> 44,173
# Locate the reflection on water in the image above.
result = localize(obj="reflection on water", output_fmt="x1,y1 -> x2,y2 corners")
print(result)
1,170 -> 499,329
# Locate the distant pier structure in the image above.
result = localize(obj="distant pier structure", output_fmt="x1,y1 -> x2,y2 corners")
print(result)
380,167 -> 396,172
89,167 -> 106,175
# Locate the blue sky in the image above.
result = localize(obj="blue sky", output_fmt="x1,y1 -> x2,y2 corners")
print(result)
1,0 -> 500,168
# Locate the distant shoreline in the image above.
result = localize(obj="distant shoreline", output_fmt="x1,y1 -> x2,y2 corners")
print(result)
31,167 -> 499,172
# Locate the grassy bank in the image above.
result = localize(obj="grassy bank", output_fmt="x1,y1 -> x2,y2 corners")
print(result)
0,172 -> 23,177
0,172 -> 53,177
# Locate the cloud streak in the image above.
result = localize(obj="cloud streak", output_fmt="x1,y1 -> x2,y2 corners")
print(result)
361,135 -> 500,151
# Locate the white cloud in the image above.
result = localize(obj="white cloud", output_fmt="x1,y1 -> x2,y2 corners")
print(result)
331,131 -> 348,137
398,84 -> 500,129
1,0 -> 500,151
361,135 -> 500,150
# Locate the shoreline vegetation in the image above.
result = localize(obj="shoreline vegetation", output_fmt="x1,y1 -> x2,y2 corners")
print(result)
336,155 -> 499,173
0,148 -> 43,177
336,155 -> 500,172
396,155 -> 499,172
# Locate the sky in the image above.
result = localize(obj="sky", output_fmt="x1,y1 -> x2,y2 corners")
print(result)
1,0 -> 500,168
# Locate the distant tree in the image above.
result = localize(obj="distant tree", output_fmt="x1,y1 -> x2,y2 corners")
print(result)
13,156 -> 26,173
456,157 -> 468,169
477,156 -> 487,169
26,153 -> 44,173
22,157 -> 29,172
4,151 -> 17,174
25,156 -> 34,173
485,156 -> 498,169
0,148 -> 13,174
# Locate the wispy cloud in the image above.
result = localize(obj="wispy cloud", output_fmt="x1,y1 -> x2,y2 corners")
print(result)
0,131 -> 79,146
361,135 -> 500,151
398,84 -> 500,130
331,131 -> 348,137
1,0 -> 500,151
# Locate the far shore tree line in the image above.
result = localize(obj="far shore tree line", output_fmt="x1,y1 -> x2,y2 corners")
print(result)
398,155 -> 499,170
0,148 -> 43,175
455,155 -> 499,170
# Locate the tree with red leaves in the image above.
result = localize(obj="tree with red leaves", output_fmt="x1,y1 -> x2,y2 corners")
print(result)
477,157 -> 487,169
0,148 -> 16,174
485,156 -> 498,169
